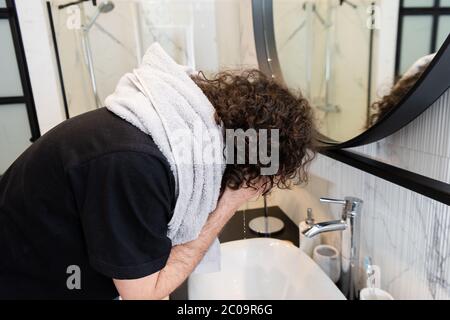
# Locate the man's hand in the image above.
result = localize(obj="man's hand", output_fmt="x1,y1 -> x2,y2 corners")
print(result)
217,183 -> 267,213
114,182 -> 267,300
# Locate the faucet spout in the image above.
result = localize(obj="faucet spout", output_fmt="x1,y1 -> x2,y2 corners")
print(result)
301,220 -> 347,238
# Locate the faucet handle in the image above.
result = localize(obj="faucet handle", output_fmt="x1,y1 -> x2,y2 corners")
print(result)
320,198 -> 347,205
320,196 -> 363,216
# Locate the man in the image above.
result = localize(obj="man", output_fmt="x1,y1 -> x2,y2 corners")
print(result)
0,65 -> 315,299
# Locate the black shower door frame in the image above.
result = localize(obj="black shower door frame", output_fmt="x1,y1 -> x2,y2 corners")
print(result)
0,0 -> 40,143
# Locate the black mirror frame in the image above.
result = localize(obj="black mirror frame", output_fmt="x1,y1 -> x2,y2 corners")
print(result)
252,0 -> 450,205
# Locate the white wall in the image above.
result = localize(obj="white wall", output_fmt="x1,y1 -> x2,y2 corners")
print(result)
15,0 -> 66,134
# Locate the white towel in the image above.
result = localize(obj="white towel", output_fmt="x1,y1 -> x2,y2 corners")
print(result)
105,43 -> 225,273
403,53 -> 436,78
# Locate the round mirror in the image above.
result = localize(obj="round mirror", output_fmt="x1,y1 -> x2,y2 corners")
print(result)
270,0 -> 449,143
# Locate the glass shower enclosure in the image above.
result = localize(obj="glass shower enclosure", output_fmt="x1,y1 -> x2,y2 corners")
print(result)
47,0 -> 253,118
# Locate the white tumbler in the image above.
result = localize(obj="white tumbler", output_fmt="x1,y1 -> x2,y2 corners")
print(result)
360,288 -> 394,300
313,245 -> 341,283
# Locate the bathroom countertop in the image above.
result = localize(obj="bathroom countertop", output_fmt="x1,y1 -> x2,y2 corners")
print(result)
170,206 -> 299,300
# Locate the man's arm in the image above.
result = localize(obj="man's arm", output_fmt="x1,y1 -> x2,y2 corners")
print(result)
113,185 -> 263,300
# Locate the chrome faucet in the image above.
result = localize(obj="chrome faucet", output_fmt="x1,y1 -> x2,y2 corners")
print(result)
300,196 -> 363,300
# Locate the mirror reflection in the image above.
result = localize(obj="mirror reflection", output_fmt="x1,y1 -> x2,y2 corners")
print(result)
273,0 -> 450,143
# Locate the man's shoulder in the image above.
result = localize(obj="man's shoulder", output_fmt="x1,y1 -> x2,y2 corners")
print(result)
41,108 -> 167,170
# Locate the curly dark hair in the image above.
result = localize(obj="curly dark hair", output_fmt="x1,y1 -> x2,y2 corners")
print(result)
368,64 -> 428,127
191,69 -> 316,193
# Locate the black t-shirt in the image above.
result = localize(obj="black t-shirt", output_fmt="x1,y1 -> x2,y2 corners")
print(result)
0,108 -> 176,299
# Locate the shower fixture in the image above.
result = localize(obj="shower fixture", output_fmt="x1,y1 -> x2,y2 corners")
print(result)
84,1 -> 115,31
58,0 -> 115,109
58,0 -> 97,10
58,1 -> 115,109
301,0 -> 357,115
80,1 -> 115,109
302,2 -> 331,28
339,0 -> 358,9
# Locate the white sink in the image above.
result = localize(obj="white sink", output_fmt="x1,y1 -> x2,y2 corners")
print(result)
188,238 -> 346,300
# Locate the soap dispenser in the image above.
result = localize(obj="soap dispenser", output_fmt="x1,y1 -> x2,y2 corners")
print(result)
299,208 -> 321,257
359,256 -> 394,300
